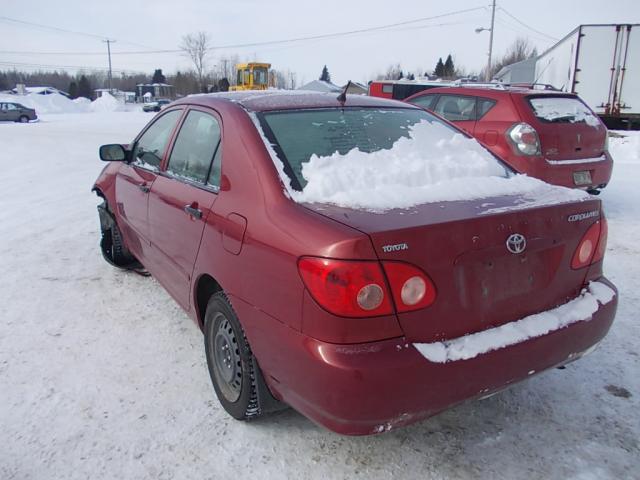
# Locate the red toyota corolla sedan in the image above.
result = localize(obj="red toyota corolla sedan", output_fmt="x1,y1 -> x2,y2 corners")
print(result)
405,85 -> 613,194
93,91 -> 617,435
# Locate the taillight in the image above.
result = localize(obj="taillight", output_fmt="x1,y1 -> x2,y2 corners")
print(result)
507,122 -> 541,156
381,261 -> 437,312
571,217 -> 608,269
298,257 -> 437,317
298,257 -> 393,317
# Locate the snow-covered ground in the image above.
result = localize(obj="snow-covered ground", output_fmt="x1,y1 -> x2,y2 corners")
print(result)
0,112 -> 638,479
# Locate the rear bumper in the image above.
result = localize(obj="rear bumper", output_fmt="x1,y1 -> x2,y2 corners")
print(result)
248,278 -> 617,435
513,152 -> 613,190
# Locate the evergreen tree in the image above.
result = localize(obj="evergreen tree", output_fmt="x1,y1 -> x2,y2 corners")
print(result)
398,70 -> 404,80
68,81 -> 78,99
319,65 -> 331,82
407,73 -> 415,81
433,58 -> 445,77
77,75 -> 92,99
218,77 -> 230,92
444,54 -> 455,78
152,69 -> 166,84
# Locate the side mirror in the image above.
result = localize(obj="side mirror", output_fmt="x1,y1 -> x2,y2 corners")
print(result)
99,144 -> 128,162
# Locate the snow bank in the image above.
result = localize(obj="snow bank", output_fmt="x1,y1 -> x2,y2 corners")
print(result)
609,131 -> 640,164
414,281 -> 616,363
89,92 -> 125,112
0,92 -> 89,114
0,92 -> 127,115
271,119 -> 586,210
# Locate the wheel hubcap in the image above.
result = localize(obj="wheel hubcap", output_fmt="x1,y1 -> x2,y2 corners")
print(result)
211,314 -> 242,402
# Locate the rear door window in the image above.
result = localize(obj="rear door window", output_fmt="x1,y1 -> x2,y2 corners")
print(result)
167,110 -> 222,187
433,95 -> 476,121
477,98 -> 497,119
527,96 -> 600,126
408,94 -> 437,110
132,110 -> 182,170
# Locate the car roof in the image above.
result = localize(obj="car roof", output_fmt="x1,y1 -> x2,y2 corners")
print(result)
173,90 -> 417,112
409,85 -> 578,98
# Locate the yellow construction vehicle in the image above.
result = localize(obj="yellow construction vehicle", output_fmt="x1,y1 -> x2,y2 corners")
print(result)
230,62 -> 271,91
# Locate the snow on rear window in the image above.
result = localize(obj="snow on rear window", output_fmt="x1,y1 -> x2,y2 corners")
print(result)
255,108 -> 585,211
528,97 -> 601,127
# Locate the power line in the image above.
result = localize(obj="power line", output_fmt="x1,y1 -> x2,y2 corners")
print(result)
0,15 -> 159,50
206,5 -> 487,50
497,7 -> 559,42
0,5 -> 486,57
493,16 -> 556,45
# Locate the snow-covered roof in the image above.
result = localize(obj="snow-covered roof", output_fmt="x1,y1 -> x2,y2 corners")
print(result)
297,80 -> 341,93
12,86 -> 70,97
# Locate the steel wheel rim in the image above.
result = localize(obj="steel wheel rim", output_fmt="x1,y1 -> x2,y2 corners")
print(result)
211,313 -> 242,402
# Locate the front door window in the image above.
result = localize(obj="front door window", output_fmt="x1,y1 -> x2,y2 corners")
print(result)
132,109 -> 182,170
167,110 -> 222,187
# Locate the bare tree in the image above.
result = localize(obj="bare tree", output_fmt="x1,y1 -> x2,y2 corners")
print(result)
180,32 -> 211,92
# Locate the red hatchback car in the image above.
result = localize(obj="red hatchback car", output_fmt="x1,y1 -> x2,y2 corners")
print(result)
93,92 -> 617,435
405,85 -> 613,193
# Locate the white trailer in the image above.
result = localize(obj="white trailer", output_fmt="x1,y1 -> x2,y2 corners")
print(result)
534,24 -> 640,128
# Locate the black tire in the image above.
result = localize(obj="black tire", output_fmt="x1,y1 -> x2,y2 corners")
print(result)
18,115 -> 29,123
204,292 -> 281,420
97,200 -> 138,268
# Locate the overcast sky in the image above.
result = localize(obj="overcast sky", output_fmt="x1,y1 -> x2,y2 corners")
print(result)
1,0 -> 639,86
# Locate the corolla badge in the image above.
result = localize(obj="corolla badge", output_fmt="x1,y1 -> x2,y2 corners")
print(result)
506,233 -> 526,254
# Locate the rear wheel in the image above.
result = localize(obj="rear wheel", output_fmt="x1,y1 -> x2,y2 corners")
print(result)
18,115 -> 29,123
204,292 -> 285,420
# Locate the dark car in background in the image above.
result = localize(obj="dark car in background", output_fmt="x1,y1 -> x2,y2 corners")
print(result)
406,85 -> 613,193
142,98 -> 172,112
93,92 -> 616,435
0,102 -> 37,123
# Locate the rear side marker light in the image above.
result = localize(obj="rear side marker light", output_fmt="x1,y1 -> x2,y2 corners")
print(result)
571,217 -> 608,269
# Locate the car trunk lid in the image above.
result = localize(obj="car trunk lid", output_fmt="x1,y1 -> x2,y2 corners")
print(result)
303,193 -> 601,343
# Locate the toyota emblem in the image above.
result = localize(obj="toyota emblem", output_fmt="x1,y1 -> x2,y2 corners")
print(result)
506,233 -> 526,254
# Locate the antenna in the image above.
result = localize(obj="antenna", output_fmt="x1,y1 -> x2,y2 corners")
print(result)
337,80 -> 351,105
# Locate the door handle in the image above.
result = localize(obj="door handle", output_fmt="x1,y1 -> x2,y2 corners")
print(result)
138,183 -> 150,193
184,204 -> 202,219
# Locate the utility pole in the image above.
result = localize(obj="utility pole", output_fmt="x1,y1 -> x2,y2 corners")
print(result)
103,39 -> 116,92
486,0 -> 496,81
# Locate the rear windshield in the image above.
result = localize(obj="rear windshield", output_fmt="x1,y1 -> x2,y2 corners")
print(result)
527,96 -> 600,126
259,107 -> 510,191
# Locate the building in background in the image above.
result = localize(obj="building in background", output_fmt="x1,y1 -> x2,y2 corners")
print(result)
297,80 -> 341,93
342,82 -> 368,95
95,89 -> 136,103
135,83 -> 175,102
12,85 -> 70,98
